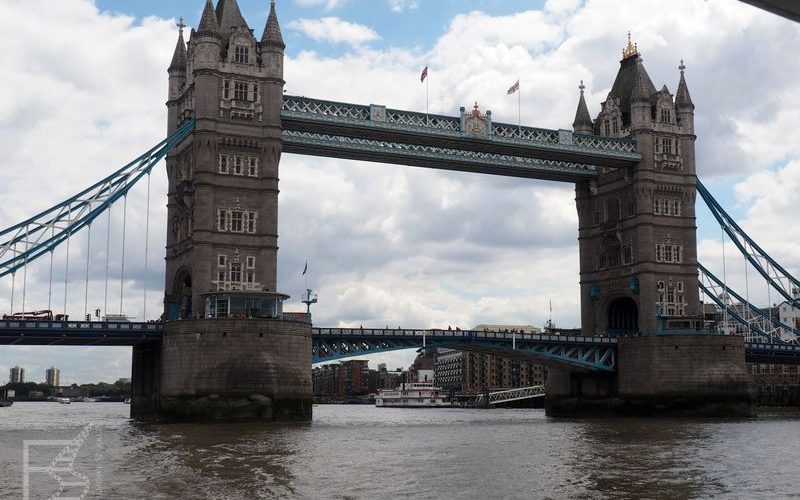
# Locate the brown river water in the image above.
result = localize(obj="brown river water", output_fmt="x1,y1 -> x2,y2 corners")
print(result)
0,402 -> 799,499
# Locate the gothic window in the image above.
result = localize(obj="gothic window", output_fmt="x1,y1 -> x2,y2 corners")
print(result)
218,255 -> 227,267
234,82 -> 248,101
246,256 -> 255,269
230,211 -> 243,232
223,80 -> 230,100
660,109 -> 671,123
654,198 -> 681,217
217,209 -> 227,231
593,210 -> 600,225
604,120 -> 610,136
612,117 -> 618,134
245,212 -> 257,233
245,271 -> 255,284
217,270 -> 226,283
230,263 -> 242,283
622,242 -> 633,265
655,243 -> 683,263
606,198 -> 621,223
234,46 -> 249,64
671,200 -> 681,216
248,157 -> 258,177
657,280 -> 685,316
233,156 -> 243,175
658,137 -> 674,155
218,154 -> 229,174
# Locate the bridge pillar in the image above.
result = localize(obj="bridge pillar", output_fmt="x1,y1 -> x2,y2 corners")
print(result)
130,343 -> 161,418
152,2 -> 312,421
157,319 -> 312,421
546,335 -> 755,416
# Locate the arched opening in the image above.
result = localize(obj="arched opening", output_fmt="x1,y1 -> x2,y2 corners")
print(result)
606,297 -> 638,337
171,269 -> 193,320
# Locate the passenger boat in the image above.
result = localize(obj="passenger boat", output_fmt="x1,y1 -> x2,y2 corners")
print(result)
58,397 -> 71,404
375,382 -> 449,408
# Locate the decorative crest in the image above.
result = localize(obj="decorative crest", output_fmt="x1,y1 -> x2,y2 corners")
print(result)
177,16 -> 186,34
622,31 -> 639,59
472,101 -> 481,117
579,79 -> 585,94
679,59 -> 686,75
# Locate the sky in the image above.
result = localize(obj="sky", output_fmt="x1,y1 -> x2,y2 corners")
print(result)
1,0 -> 799,384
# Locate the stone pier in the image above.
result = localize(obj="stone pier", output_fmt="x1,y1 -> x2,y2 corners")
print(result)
131,319 -> 312,422
546,335 -> 756,417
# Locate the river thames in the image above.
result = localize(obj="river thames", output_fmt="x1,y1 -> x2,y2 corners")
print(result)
1,402 -> 799,499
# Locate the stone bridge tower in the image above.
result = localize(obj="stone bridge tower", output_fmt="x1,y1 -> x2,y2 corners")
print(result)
573,37 -> 701,337
164,0 -> 286,320
131,0 -> 312,422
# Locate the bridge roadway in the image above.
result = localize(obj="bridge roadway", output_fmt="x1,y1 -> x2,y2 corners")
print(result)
280,96 -> 641,182
2,320 -> 799,371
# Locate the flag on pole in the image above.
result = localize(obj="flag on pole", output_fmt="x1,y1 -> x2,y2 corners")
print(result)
507,79 -> 520,95
420,66 -> 428,82
301,261 -> 308,276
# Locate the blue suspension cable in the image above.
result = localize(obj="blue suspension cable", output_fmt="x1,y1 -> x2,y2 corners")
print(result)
143,173 -> 151,321
119,193 -> 127,316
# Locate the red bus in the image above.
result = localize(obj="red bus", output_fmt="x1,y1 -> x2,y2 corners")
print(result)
2,310 -> 69,322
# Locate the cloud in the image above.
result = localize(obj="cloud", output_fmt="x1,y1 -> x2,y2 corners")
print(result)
287,17 -> 380,46
388,0 -> 419,13
293,0 -> 346,11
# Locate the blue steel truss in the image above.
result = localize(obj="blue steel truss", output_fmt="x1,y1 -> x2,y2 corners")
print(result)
697,180 -> 800,310
0,119 -> 196,278
281,95 -> 640,172
282,130 -> 600,182
698,263 -> 800,345
312,328 -> 617,372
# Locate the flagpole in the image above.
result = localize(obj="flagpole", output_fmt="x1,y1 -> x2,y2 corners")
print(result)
517,76 -> 521,134
426,64 -> 429,127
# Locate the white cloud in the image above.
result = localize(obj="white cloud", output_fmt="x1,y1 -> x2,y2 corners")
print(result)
293,0 -> 346,11
287,17 -> 380,46
388,0 -> 419,13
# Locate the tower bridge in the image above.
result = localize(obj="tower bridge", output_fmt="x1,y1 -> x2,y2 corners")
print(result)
2,0 -> 799,420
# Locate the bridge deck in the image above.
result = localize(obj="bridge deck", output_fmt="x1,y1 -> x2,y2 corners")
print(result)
1,322 -> 798,368
281,96 -> 641,181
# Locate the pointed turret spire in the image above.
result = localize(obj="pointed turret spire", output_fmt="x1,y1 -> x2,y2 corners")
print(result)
629,57 -> 654,103
572,80 -> 593,134
675,60 -> 694,110
197,0 -> 221,37
216,0 -> 250,35
168,18 -> 188,72
262,0 -> 285,48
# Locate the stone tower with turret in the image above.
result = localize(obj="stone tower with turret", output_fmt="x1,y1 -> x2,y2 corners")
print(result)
130,0 -> 312,422
164,0 -> 287,320
573,36 -> 700,336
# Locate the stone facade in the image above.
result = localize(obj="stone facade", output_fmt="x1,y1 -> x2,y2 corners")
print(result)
546,335 -> 755,416
160,319 -> 312,421
574,42 -> 701,337
164,0 -> 286,319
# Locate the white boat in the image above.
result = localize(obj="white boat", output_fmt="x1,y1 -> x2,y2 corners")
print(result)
375,382 -> 449,408
58,397 -> 71,404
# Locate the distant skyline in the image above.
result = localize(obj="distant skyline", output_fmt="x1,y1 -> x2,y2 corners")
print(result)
1,0 -> 800,382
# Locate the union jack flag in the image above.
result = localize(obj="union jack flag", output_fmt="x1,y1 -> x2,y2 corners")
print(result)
507,79 -> 520,95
